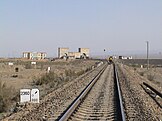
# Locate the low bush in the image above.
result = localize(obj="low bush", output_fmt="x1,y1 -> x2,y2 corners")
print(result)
138,71 -> 144,76
65,69 -> 76,77
147,74 -> 155,81
76,70 -> 85,76
85,67 -> 92,72
25,63 -> 32,69
0,80 -> 17,113
33,67 -> 92,88
33,72 -> 59,85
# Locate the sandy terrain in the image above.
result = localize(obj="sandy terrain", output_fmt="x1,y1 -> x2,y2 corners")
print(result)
0,59 -> 99,119
118,59 -> 162,88
0,59 -> 98,90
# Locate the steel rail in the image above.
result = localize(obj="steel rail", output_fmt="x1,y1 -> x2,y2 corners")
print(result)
143,82 -> 162,98
114,64 -> 126,121
58,63 -> 107,121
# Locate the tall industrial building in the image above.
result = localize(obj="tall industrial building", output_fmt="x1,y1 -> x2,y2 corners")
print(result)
58,48 -> 69,58
58,48 -> 89,59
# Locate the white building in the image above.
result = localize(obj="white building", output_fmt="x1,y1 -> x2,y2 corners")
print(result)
58,48 -> 90,59
119,56 -> 133,59
23,52 -> 47,60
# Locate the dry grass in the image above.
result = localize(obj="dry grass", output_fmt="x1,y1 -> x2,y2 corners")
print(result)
0,80 -> 17,113
33,72 -> 60,86
138,71 -> 144,76
147,73 -> 155,81
33,66 -> 93,89
0,59 -> 97,115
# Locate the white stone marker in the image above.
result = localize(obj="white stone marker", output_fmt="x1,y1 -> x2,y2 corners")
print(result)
31,89 -> 39,103
8,62 -> 14,66
20,89 -> 31,103
47,67 -> 51,73
31,62 -> 36,65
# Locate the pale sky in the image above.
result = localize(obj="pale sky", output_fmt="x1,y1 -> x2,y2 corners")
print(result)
0,0 -> 162,57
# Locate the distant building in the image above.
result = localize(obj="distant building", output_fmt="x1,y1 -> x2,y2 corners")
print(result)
23,52 -> 47,60
58,47 -> 90,59
58,48 -> 69,59
119,56 -> 133,59
128,56 -> 133,59
112,55 -> 117,59
78,48 -> 90,59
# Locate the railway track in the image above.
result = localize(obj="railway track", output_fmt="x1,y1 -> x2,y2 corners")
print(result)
57,64 -> 126,121
142,82 -> 162,98
4,61 -> 162,120
4,62 -> 108,121
117,64 -> 160,120
142,82 -> 162,108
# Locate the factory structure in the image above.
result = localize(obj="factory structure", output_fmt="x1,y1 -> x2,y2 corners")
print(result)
23,52 -> 47,60
58,48 -> 90,59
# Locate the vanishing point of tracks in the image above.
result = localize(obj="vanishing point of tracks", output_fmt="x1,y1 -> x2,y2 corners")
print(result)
58,63 -> 126,121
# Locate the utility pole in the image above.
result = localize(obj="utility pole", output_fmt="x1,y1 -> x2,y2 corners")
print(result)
146,41 -> 149,70
104,49 -> 106,59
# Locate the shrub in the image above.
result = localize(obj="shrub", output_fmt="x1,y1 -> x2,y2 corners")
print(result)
0,80 -> 17,113
65,69 -> 76,77
33,67 -> 92,89
0,95 -> 5,112
147,74 -> 155,81
25,63 -> 32,69
139,71 -> 144,76
85,67 -> 91,72
34,72 -> 59,85
76,70 -> 85,76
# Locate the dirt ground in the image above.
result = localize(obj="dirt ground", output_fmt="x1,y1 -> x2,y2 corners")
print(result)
0,59 -> 98,90
0,59 -> 99,119
119,59 -> 162,88
136,67 -> 162,88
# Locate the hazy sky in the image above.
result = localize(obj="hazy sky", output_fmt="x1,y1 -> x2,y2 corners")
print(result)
0,0 -> 162,57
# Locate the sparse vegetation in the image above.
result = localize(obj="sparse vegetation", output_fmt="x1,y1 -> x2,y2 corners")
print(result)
25,63 -> 32,69
0,59 -> 97,118
65,69 -> 76,77
0,80 -> 17,113
33,67 -> 92,89
147,74 -> 155,81
33,72 -> 60,86
138,71 -> 144,76
76,70 -> 85,76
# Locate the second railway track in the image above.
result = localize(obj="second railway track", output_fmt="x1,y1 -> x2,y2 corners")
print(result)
58,63 -> 125,121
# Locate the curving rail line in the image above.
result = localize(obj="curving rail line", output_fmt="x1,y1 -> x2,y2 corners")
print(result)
142,82 -> 162,108
143,82 -> 162,98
